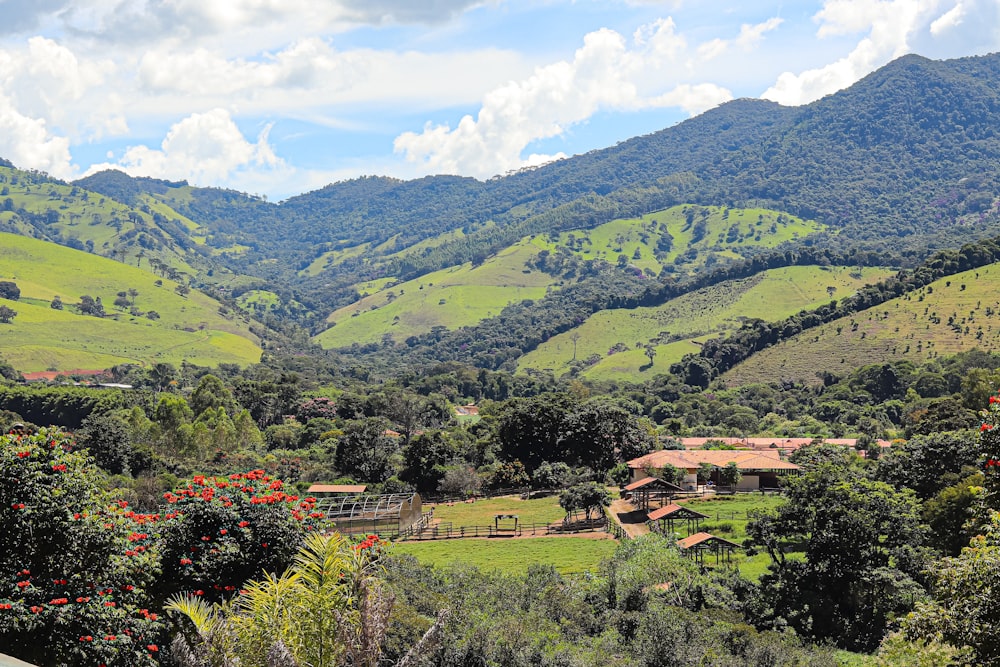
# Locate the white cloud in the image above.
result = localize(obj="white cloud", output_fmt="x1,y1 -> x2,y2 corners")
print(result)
0,95 -> 73,177
394,18 -> 744,178
930,2 -> 966,34
761,0 -> 1000,106
88,109 -> 286,188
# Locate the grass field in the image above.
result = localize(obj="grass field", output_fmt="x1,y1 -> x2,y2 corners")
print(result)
314,241 -> 553,348
519,265 -> 893,381
724,261 -> 1000,386
0,232 -> 261,371
392,536 -> 618,575
428,495 -> 569,527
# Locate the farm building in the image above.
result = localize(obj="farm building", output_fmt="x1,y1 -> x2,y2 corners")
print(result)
312,491 -> 424,537
626,450 -> 800,491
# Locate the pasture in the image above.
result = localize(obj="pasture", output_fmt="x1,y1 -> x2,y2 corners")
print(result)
392,535 -> 617,575
724,262 -> 1000,386
519,265 -> 893,381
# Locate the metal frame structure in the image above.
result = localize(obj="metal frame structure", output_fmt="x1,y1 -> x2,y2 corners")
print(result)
314,493 -> 422,536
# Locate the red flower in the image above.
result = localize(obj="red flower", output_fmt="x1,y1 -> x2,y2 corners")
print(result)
982,423 -> 994,432
238,521 -> 249,528
80,635 -> 93,642
147,644 -> 158,652
0,603 -> 12,609
30,606 -> 43,613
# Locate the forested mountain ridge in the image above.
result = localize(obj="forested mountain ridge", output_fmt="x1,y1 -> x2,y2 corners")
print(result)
72,54 -> 1000,307
0,51 -> 997,377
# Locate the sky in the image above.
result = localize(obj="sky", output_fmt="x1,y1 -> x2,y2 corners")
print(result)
0,0 -> 999,201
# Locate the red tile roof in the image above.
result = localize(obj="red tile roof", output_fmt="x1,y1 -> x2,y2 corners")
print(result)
647,503 -> 710,521
628,449 -> 800,472
624,477 -> 684,492
677,532 -> 741,549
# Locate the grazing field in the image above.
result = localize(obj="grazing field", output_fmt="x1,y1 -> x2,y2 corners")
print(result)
0,232 -> 261,371
315,242 -> 553,348
428,494 -> 569,528
312,203 -> 827,352
392,535 -> 617,575
724,261 -> 1000,386
519,265 -> 893,381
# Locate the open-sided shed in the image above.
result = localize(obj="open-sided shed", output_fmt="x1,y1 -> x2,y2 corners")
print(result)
624,476 -> 684,510
647,503 -> 709,536
677,532 -> 741,565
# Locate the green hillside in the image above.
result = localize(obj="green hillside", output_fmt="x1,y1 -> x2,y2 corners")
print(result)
519,265 -> 893,381
723,262 -> 1000,386
0,233 -> 261,372
314,204 -> 823,350
0,166 -> 209,278
315,242 -> 553,348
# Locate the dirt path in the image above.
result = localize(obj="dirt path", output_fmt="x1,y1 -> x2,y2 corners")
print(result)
608,498 -> 650,538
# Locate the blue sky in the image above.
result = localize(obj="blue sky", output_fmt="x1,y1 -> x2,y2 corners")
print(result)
0,0 -> 998,200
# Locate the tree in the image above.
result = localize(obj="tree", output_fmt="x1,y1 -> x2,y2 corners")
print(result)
0,305 -> 16,323
0,429 -> 164,665
745,463 -> 927,652
0,281 -> 19,300
559,482 -> 611,520
49,295 -> 63,310
718,461 -> 741,490
696,462 -> 715,486
155,471 -> 324,605
335,418 -> 398,483
76,410 -> 135,475
188,374 -> 237,418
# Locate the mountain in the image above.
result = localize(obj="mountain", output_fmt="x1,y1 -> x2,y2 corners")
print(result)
0,51 -> 993,377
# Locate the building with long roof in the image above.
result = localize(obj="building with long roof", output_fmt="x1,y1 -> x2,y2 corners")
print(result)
626,449 -> 800,491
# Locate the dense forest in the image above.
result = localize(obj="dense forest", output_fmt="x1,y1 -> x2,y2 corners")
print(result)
1,342 -> 998,664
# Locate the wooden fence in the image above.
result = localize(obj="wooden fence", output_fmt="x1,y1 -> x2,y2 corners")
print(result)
398,516 -> 608,541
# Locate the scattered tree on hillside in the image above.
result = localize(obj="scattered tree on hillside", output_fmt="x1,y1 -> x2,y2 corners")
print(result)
0,305 -> 16,323
0,281 -> 19,300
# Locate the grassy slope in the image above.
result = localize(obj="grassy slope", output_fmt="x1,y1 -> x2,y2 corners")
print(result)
313,205 -> 825,350
519,266 -> 894,381
0,233 -> 260,372
314,242 -> 553,348
0,167 -> 201,275
724,262 -> 1000,386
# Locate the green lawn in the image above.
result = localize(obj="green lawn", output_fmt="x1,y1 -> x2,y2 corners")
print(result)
392,536 -> 617,575
429,495 -> 568,528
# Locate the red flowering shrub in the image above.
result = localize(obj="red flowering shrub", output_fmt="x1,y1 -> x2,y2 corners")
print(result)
153,470 -> 325,604
0,429 -> 164,666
